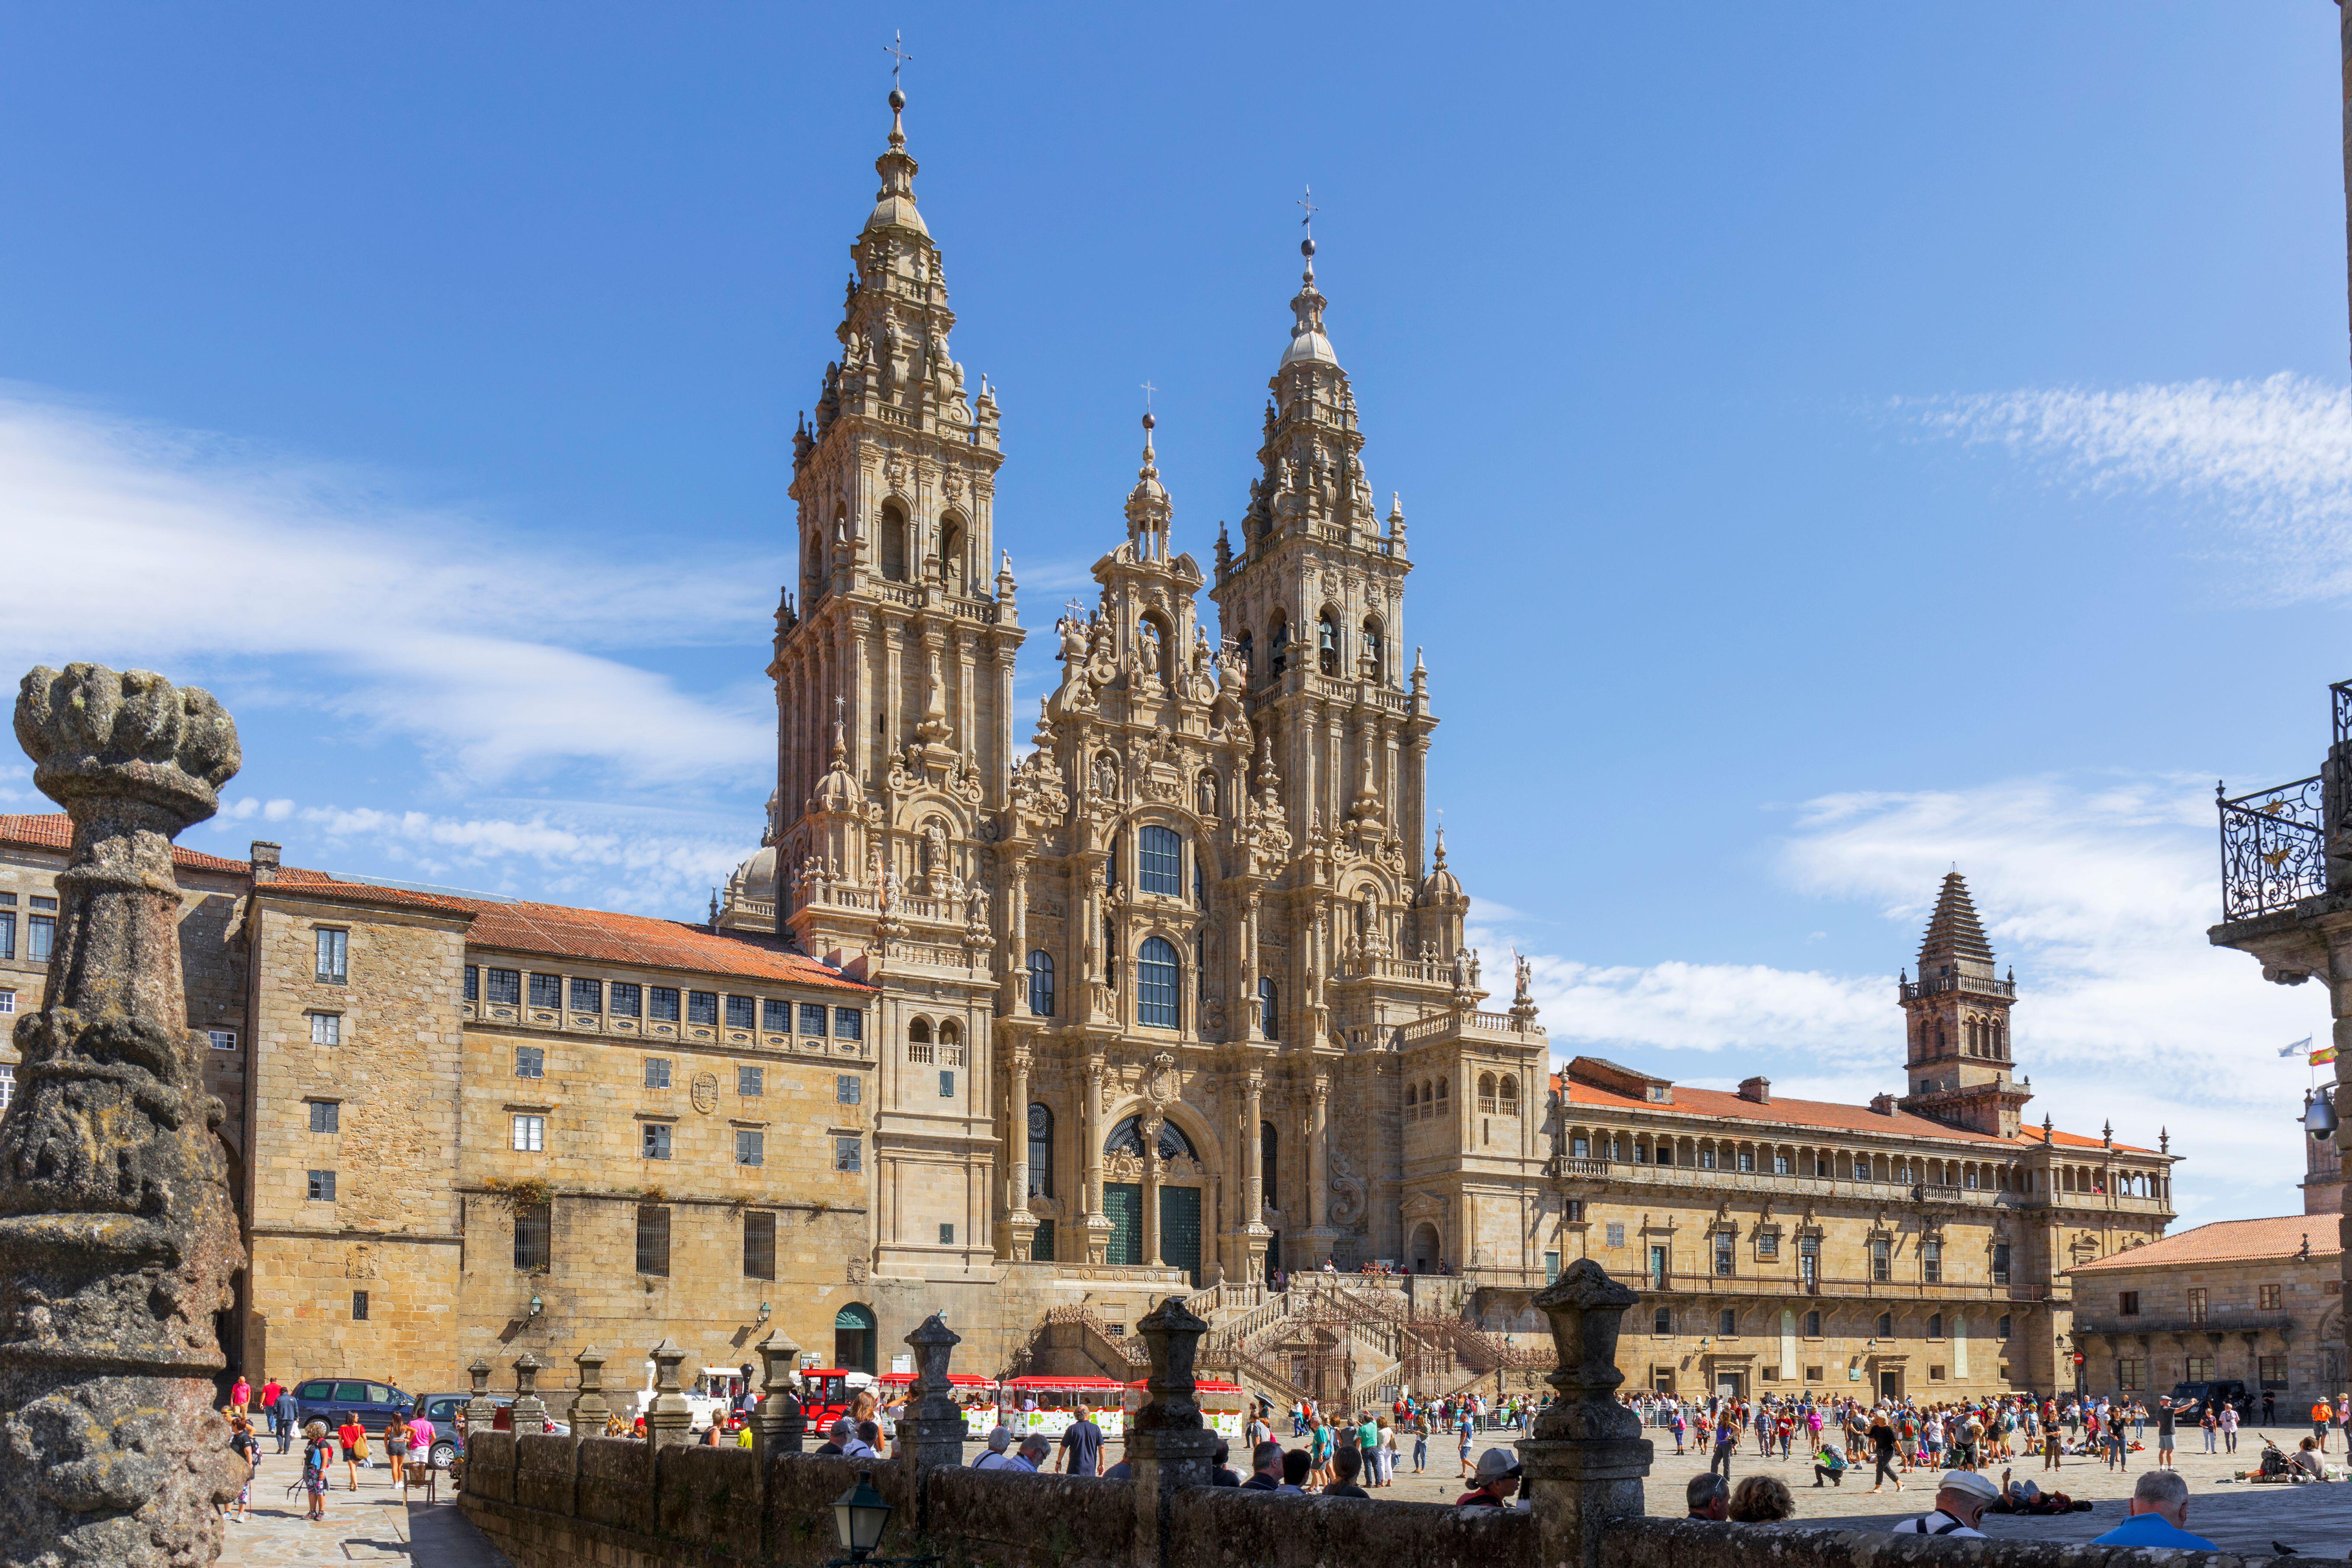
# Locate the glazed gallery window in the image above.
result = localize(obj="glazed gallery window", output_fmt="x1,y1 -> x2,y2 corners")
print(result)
636,1205 -> 670,1276
511,1114 -> 544,1152
529,974 -> 561,1009
463,967 -> 478,1003
570,977 -> 601,1013
514,1046 -> 545,1079
762,999 -> 790,1032
801,1003 -> 829,1036
833,1008 -> 862,1041
1027,950 -> 1055,1017
610,983 -> 642,1017
642,1123 -> 672,1160
1139,826 -> 1184,896
687,991 -> 719,1027
314,926 -> 347,984
736,1129 -> 765,1167
738,1065 -> 763,1097
307,1012 -> 341,1046
486,968 -> 521,1007
726,995 -> 755,1030
1137,937 -> 1181,1028
650,987 -> 681,1023
514,1204 -> 551,1272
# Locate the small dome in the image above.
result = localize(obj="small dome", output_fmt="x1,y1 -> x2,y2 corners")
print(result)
1418,860 -> 1464,906
729,845 -> 778,903
865,195 -> 929,237
1280,328 -> 1336,369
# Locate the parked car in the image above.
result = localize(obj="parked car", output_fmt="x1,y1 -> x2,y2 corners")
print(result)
407,1392 -> 571,1470
289,1378 -> 414,1434
2168,1379 -> 2255,1418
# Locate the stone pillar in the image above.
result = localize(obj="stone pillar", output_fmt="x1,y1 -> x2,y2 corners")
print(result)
1143,1143 -> 1164,1268
903,1314 -> 965,1472
1008,1045 -> 1035,1261
1242,892 -> 1263,1041
752,1329 -> 806,1459
1129,1295 -> 1218,1568
1084,1053 -> 1113,1265
568,1345 -> 613,1433
643,1338 -> 693,1455
464,1356 -> 497,1434
0,664 -> 245,1567
511,1352 -> 548,1436
1516,1261 -> 1652,1568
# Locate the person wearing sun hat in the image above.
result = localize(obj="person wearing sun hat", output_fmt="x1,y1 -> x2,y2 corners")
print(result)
1455,1447 -> 1523,1508
1891,1468 -> 1999,1539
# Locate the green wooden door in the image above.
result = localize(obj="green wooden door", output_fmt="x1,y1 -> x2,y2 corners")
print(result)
1104,1183 -> 1143,1266
1159,1185 -> 1202,1287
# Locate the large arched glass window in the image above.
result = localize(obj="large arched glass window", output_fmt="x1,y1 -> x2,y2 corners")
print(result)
880,503 -> 909,583
1261,1121 -> 1278,1210
1026,950 -> 1055,1017
1317,611 -> 1340,676
1138,936 -> 1181,1028
1106,1114 -> 1199,1161
1027,1103 -> 1053,1198
1139,826 -> 1183,896
1258,977 -> 1278,1040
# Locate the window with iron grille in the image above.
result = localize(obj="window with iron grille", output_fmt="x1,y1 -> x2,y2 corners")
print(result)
610,982 -> 642,1017
352,1291 -> 369,1320
687,991 -> 718,1026
570,977 -> 601,1013
738,1065 -> 763,1097
650,987 -> 681,1022
513,1203 -> 551,1271
636,1205 -> 670,1276
514,1045 -> 545,1079
528,973 -> 562,1009
314,927 -> 347,984
487,968 -> 521,1006
743,1212 -> 776,1280
762,999 -> 790,1032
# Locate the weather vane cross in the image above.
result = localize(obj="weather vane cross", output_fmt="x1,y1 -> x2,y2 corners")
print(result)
885,31 -> 913,89
1140,379 -> 1158,413
1298,185 -> 1318,236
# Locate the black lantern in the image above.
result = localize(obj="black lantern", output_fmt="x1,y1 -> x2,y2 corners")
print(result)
832,1470 -> 890,1562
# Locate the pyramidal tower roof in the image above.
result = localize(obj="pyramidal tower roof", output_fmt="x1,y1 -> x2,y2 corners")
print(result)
1916,871 -> 1995,968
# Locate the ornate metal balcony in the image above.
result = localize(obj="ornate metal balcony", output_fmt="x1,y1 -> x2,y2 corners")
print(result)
2217,774 -> 2327,920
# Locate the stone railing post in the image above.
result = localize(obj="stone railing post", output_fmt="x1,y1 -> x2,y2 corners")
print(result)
1516,1261 -> 1651,1568
568,1344 -> 612,1433
904,1313 -> 965,1532
464,1355 -> 498,1434
753,1328 -> 807,1459
0,665 -> 245,1566
1130,1295 -> 1217,1568
643,1338 -> 693,1461
511,1351 -> 548,1436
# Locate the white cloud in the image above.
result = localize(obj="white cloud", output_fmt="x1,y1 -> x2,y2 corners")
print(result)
1900,373 -> 2352,600
1474,774 -> 2331,1222
0,388 -> 777,785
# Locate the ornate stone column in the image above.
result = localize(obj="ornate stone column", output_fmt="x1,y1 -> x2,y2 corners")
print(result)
510,1352 -> 548,1436
1303,1076 -> 1333,1265
1516,1261 -> 1653,1568
1142,1120 -> 1165,1270
1129,1296 -> 1218,1568
0,665 -> 244,1568
1007,1044 -> 1035,1261
1084,1053 -> 1112,1265
568,1345 -> 613,1432
752,1328 -> 807,1460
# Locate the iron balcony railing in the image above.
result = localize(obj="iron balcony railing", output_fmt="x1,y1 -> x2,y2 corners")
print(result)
2218,678 -> 2352,921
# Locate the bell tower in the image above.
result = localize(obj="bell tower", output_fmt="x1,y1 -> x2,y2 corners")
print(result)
1896,871 -> 2031,1137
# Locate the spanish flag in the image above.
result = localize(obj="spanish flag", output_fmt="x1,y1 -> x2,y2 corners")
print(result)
2315,1044 -> 2341,1066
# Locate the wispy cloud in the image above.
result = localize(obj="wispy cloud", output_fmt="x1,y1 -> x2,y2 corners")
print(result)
0,388 -> 777,786
1900,372 -> 2352,600
1473,774 -> 2329,1223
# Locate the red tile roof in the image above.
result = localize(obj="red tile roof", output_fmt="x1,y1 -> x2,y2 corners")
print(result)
0,812 -> 250,877
1553,1068 -> 2145,1153
2069,1215 -> 2339,1274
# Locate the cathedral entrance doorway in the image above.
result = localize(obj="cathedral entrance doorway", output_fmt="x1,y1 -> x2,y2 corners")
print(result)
1160,1187 -> 1202,1286
1104,1184 -> 1144,1266
835,1304 -> 876,1374
1410,1223 -> 1441,1274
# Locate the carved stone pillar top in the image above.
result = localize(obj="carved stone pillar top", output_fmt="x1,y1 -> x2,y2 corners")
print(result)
513,1351 -> 542,1396
645,1339 -> 694,1446
1132,1294 -> 1207,1432
754,1328 -> 807,1456
904,1313 -> 966,1472
568,1345 -> 613,1430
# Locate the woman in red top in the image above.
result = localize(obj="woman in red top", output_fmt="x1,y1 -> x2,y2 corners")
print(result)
336,1415 -> 366,1491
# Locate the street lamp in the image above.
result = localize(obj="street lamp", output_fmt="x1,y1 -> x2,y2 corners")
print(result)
527,1294 -> 543,1318
832,1471 -> 891,1563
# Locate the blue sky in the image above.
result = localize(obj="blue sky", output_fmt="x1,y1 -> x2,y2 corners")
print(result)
0,5 -> 2345,1221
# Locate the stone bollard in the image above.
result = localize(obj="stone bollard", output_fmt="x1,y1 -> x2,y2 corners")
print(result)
464,1355 -> 499,1436
512,1351 -> 548,1436
569,1344 -> 613,1433
1129,1295 -> 1218,1568
752,1328 -> 807,1459
903,1314 -> 967,1473
1515,1260 -> 1652,1568
0,665 -> 245,1568
643,1338 -> 694,1454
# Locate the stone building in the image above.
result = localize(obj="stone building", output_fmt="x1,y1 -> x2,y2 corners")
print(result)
2069,1216 -> 2344,1407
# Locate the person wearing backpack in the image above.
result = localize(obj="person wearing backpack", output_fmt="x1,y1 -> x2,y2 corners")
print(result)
301,1421 -> 333,1521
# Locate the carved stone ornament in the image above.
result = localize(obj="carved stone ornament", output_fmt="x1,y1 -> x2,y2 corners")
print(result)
846,1256 -> 870,1285
690,1071 -> 720,1115
1142,1050 -> 1178,1107
0,665 -> 246,1566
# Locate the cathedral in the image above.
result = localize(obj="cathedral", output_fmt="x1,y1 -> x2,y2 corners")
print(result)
724,83 -> 1519,1290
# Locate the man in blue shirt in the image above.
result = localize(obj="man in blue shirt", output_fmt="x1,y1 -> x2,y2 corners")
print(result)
1058,1402 -> 1104,1477
2090,1470 -> 2218,1552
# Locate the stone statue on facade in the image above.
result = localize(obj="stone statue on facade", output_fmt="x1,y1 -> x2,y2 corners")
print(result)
0,665 -> 246,1568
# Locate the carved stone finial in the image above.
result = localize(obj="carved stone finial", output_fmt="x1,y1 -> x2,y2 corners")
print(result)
569,1345 -> 613,1430
0,663 -> 247,1565
753,1328 -> 807,1456
645,1339 -> 694,1447
903,1314 -> 965,1471
1133,1294 -> 1208,1431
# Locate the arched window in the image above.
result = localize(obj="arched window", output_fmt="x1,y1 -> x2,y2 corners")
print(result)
1478,1072 -> 1497,1102
1317,610 -> 1340,676
1027,1103 -> 1054,1198
1106,1114 -> 1199,1161
1405,1083 -> 1418,1112
1138,936 -> 1181,1029
1236,631 -> 1254,678
1261,1121 -> 1278,1209
1139,826 -> 1183,896
1268,613 -> 1289,677
1498,1077 -> 1519,1113
939,514 -> 965,593
1258,977 -> 1278,1040
1361,618 -> 1384,683
880,502 -> 909,583
907,1016 -> 933,1062
938,1018 -> 964,1066
805,533 -> 825,598
1027,950 -> 1055,1017
1434,1078 -> 1449,1108
835,1303 -> 877,1372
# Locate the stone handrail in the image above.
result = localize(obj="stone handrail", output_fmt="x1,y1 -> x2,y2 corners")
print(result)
1045,1305 -> 1150,1369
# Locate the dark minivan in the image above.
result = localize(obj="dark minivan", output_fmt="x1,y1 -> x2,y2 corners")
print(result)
290,1378 -> 414,1434
2168,1379 -> 2255,1418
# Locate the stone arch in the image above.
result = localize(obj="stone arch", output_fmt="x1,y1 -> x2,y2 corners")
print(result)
1359,613 -> 1386,683
939,508 -> 968,593
880,499 -> 911,583
1316,606 -> 1342,676
1409,1221 -> 1443,1273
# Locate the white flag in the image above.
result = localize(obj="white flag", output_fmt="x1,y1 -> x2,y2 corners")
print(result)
2282,1036 -> 2315,1058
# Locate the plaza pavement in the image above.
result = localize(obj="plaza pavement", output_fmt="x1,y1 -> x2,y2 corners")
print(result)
215,1445 -> 509,1568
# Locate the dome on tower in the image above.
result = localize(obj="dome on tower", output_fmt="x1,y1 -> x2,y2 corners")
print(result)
1417,827 -> 1466,906
1278,240 -> 1339,369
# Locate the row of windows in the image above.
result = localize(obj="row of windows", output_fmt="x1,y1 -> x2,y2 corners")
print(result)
1607,1227 -> 2010,1287
0,893 -> 59,965
468,967 -> 861,1039
1557,1128 -> 2084,1197
2110,1356 -> 2291,1391
516,1202 -> 795,1280
1023,950 -> 1276,1037
2117,1284 -> 2286,1320
1656,1305 -> 2014,1341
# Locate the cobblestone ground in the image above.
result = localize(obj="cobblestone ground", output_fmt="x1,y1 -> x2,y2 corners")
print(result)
215,1447 -> 509,1568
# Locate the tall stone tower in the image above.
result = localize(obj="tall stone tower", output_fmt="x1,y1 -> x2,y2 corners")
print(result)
762,87 -> 1025,1280
1207,236 -> 1443,1051
1896,871 -> 2031,1137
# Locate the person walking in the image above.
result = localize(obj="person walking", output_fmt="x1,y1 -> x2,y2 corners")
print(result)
1058,1402 -> 1103,1477
229,1374 -> 252,1417
2313,1396 -> 2333,1454
384,1413 -> 410,1488
335,1412 -> 367,1491
1868,1410 -> 1901,1494
1412,1410 -> 1429,1473
1711,1410 -> 1738,1482
2200,1408 -> 2218,1455
301,1421 -> 333,1523
1456,1412 -> 1475,1478
225,1414 -> 258,1525
2220,1401 -> 2240,1455
2263,1388 -> 2277,1426
270,1385 -> 298,1455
